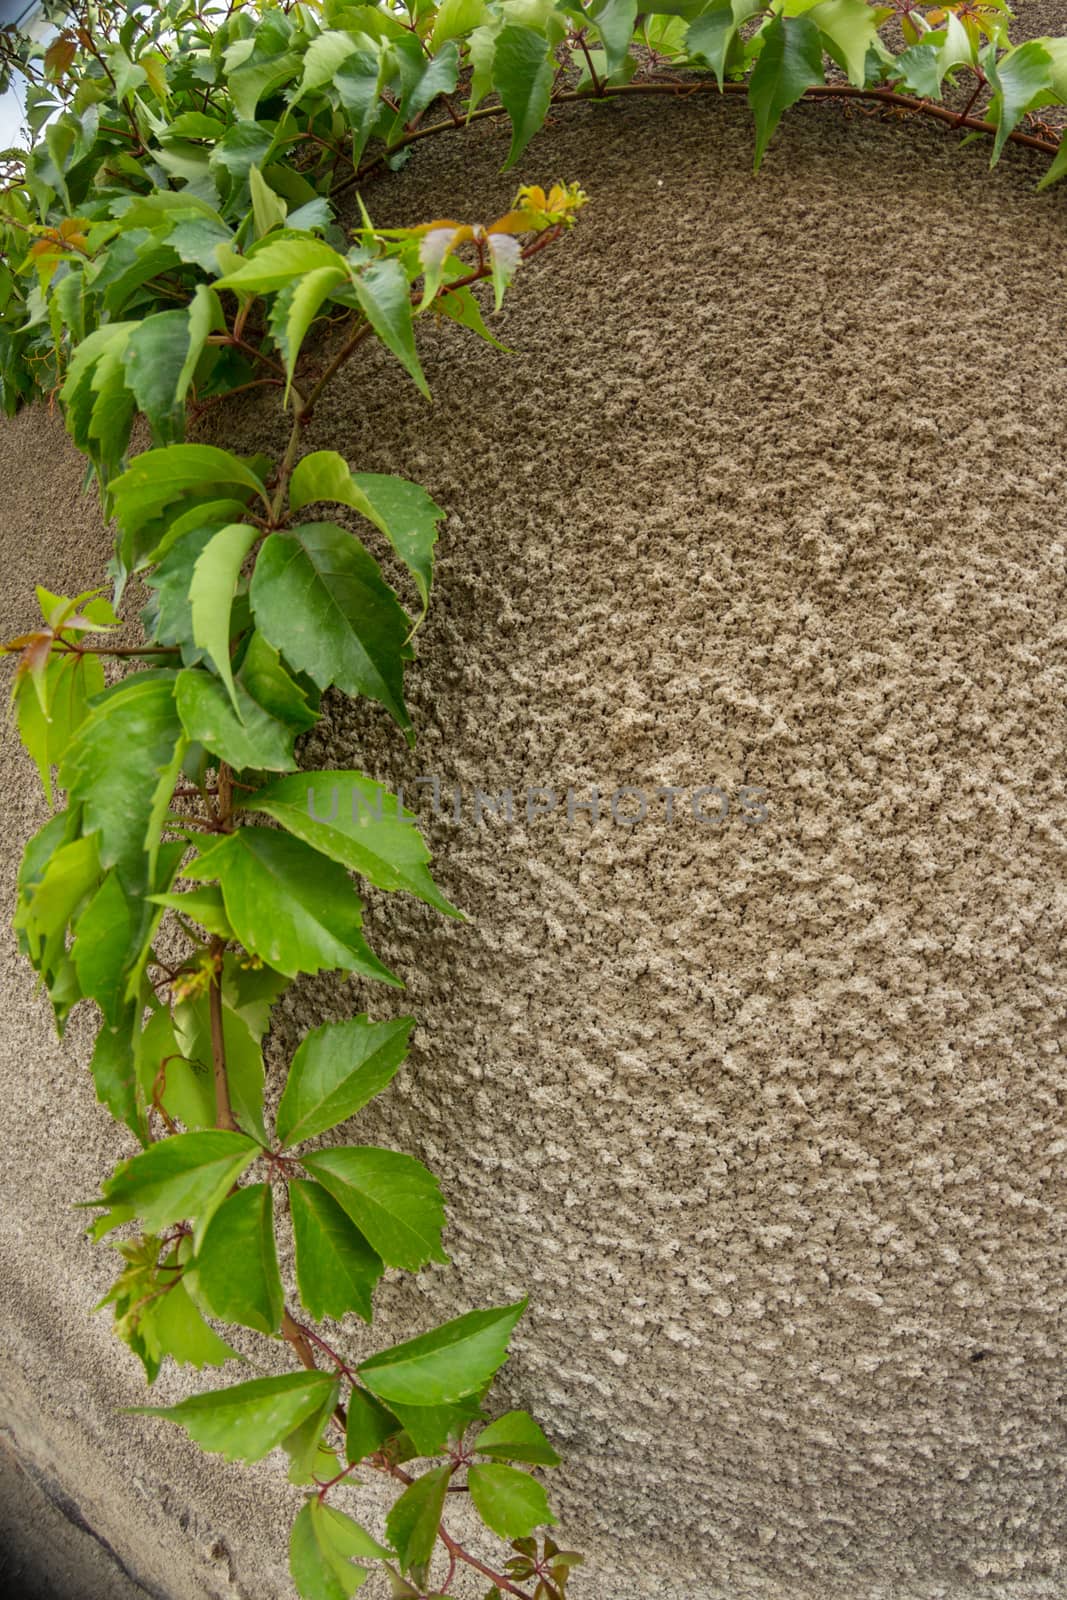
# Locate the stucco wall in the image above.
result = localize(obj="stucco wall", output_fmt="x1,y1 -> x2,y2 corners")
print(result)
1,68 -> 1066,1600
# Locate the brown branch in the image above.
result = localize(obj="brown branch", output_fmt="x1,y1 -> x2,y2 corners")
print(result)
333,77 -> 1062,198
208,935 -> 238,1132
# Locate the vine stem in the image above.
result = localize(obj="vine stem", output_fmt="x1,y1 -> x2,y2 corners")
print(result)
207,934 -> 238,1133
333,78 -> 1062,197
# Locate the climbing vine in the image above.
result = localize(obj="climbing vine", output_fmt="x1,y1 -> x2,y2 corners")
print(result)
0,1 -> 1064,1596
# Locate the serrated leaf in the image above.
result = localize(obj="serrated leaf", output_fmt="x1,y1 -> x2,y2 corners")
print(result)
474,1411 -> 561,1466
215,238 -> 349,294
277,1016 -> 412,1146
194,1182 -> 283,1335
358,1302 -> 526,1407
122,309 -> 197,444
351,257 -> 428,398
15,650 -> 104,805
385,1394 -> 484,1457
493,25 -> 553,169
385,1465 -> 449,1582
335,50 -> 386,164
189,523 -> 258,709
302,1147 -> 447,1272
132,1372 -> 337,1462
175,667 -> 301,772
59,672 -> 183,888
467,1465 -> 556,1540
144,1261 -> 241,1373
987,40 -> 1053,164
249,162 -> 288,237
243,771 -> 457,915
289,453 -> 443,615
289,1178 -> 383,1323
432,0 -> 489,48
90,1011 -> 146,1141
186,826 -> 400,984
290,1498 -> 388,1600
295,30 -> 362,101
71,869 -> 134,1024
250,523 -> 413,738
346,1386 -> 401,1464
747,13 -> 825,170
148,884 -> 234,938
808,0 -> 883,87
96,1129 -> 258,1244
686,0 -> 764,88
110,445 -> 269,555
273,263 -> 347,403
589,0 -> 637,76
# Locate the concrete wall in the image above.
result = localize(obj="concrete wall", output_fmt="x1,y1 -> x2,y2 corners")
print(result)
1,71 -> 1066,1600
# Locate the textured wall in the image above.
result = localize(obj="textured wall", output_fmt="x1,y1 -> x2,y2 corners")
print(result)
1,71 -> 1066,1600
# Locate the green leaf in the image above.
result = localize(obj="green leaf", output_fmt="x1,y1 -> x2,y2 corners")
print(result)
250,523 -> 413,738
90,1011 -> 146,1142
175,667 -> 301,772
295,30 -> 362,101
987,40 -> 1053,164
71,870 -> 134,1024
132,1372 -> 338,1462
686,0 -> 763,89
589,0 -> 637,76
179,284 -> 225,400
493,25 -> 554,169
290,1498 -> 388,1600
357,1302 -> 526,1407
249,162 -> 288,237
747,13 -> 825,170
214,238 -> 349,294
273,264 -> 348,403
288,453 -> 444,614
474,1411 -> 561,1466
346,1386 -> 402,1464
302,1147 -> 447,1272
148,884 -> 234,939
59,672 -> 183,888
144,1270 -> 241,1373
122,309 -> 196,445
808,0 -> 883,87
892,41 -> 943,98
110,445 -> 269,553
1037,131 -> 1067,190
351,258 -> 428,399
15,651 -> 104,806
238,631 -> 319,731
96,1130 -> 259,1244
467,1465 -> 556,1540
394,41 -> 461,131
335,50 -> 387,165
244,771 -> 457,915
385,1395 -> 483,1457
432,0 -> 489,49
194,1182 -> 284,1335
189,523 -> 259,709
385,1465 -> 450,1582
137,984 -> 267,1142
289,1178 -> 383,1323
186,826 -> 400,984
277,1016 -> 413,1146
284,1404 -> 342,1487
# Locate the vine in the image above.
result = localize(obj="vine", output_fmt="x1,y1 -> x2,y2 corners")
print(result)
0,1 -> 1064,1597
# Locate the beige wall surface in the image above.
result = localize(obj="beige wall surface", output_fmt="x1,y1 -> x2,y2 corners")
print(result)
1,70 -> 1066,1600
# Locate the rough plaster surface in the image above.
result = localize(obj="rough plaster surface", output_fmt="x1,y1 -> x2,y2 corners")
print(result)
1,74 -> 1066,1600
